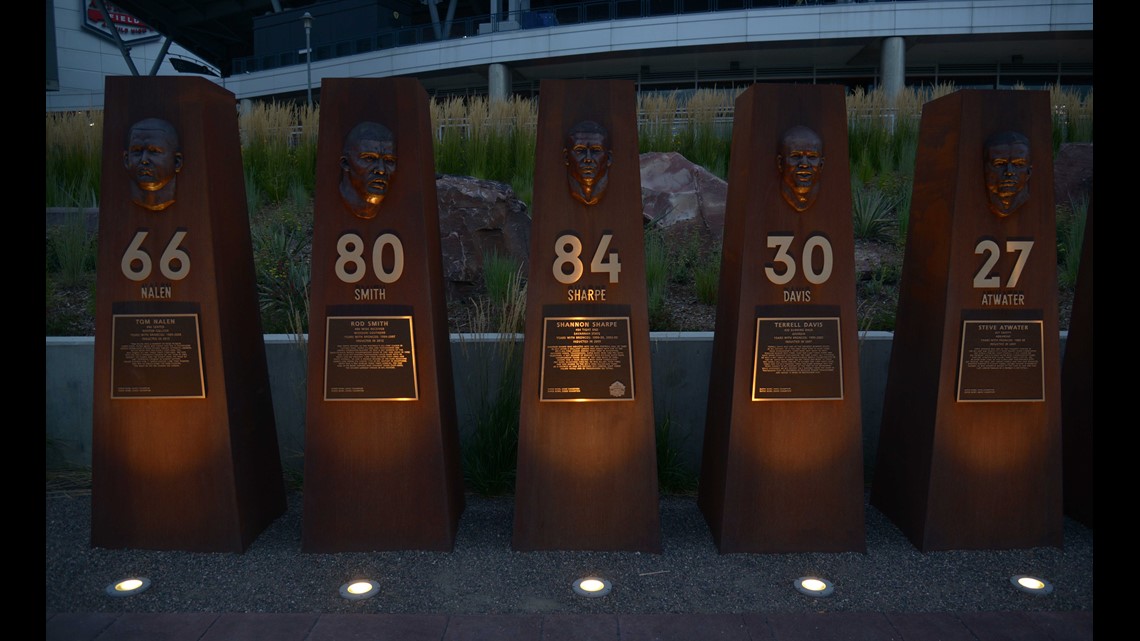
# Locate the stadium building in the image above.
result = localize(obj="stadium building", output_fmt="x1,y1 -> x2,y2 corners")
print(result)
48,0 -> 1092,111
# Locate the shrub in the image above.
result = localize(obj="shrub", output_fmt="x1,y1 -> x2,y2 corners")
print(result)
656,412 -> 698,494
252,218 -> 311,338
852,184 -> 896,242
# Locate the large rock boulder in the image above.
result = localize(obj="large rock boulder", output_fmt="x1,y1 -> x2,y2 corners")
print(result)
639,151 -> 727,243
436,175 -> 531,296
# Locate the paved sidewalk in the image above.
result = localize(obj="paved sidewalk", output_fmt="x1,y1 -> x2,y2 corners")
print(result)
47,610 -> 1094,640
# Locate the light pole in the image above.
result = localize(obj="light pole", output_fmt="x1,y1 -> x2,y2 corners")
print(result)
303,12 -> 313,107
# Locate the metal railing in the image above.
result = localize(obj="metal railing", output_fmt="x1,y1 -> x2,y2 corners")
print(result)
232,0 -> 912,75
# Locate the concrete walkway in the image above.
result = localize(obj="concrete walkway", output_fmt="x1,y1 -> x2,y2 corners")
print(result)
46,610 -> 1094,640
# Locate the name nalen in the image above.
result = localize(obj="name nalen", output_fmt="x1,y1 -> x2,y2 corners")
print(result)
140,283 -> 172,299
355,287 -> 386,301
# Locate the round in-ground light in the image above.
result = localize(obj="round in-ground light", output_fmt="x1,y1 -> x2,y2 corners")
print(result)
340,579 -> 380,601
106,577 -> 151,597
1011,575 -> 1053,595
794,576 -> 834,597
573,577 -> 612,597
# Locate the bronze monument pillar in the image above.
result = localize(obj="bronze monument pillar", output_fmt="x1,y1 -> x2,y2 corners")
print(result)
301,78 -> 465,552
91,76 -> 285,552
512,80 -> 661,552
698,84 -> 866,553
871,90 -> 1063,551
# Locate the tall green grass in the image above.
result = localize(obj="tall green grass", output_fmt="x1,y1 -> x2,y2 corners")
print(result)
638,89 -> 736,179
694,252 -> 720,306
46,111 -> 102,208
431,96 -> 468,175
638,91 -> 678,153
46,211 -> 95,287
431,96 -> 537,207
1051,85 -> 1094,151
645,229 -> 670,329
656,412 -> 699,494
1058,194 -> 1089,288
240,101 -> 316,205
45,208 -> 98,336
480,250 -> 527,334
460,251 -> 527,496
895,186 -> 912,247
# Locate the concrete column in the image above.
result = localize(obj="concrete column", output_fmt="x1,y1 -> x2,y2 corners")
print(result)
881,36 -> 905,102
489,63 -> 510,101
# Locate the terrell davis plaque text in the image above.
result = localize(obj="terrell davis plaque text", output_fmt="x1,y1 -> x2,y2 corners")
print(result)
752,316 -> 843,400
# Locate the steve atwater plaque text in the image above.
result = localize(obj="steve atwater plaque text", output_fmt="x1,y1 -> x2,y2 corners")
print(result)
956,319 -> 1044,402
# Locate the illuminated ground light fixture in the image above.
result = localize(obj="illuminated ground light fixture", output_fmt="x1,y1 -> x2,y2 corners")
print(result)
1011,575 -> 1054,595
573,576 -> 612,597
795,576 -> 834,598
105,577 -> 151,597
340,579 -> 380,601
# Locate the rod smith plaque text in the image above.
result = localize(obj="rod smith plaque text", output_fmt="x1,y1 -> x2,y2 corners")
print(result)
324,315 -> 418,400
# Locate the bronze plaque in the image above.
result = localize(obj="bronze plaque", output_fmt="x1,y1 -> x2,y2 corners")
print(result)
110,313 -> 204,398
323,315 -> 418,400
540,316 -> 634,401
752,316 -> 843,400
957,319 -> 1045,402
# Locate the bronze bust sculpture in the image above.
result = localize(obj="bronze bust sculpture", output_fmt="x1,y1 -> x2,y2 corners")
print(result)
776,125 -> 824,212
564,120 -> 613,206
123,118 -> 183,212
983,130 -> 1032,218
339,121 -> 397,220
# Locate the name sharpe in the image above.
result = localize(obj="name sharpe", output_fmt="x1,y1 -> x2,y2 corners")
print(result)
567,287 -> 606,302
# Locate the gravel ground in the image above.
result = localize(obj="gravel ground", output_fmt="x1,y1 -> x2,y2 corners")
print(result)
46,491 -> 1093,616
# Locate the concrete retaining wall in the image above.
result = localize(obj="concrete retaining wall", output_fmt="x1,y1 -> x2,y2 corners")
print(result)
48,331 -> 1063,479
